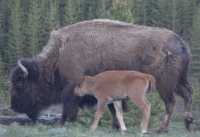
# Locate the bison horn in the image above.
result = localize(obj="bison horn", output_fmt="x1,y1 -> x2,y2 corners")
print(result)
18,61 -> 28,78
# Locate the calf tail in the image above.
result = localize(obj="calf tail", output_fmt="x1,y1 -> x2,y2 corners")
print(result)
146,75 -> 158,93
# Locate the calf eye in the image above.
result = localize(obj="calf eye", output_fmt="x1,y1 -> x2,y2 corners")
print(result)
16,82 -> 22,89
77,83 -> 81,87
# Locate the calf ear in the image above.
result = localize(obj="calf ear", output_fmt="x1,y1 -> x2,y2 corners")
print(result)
81,77 -> 85,83
81,76 -> 90,83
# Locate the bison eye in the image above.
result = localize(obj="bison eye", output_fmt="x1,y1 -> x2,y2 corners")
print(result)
16,82 -> 22,89
77,83 -> 81,87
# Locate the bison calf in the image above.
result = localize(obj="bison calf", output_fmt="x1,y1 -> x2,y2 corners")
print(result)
74,70 -> 157,134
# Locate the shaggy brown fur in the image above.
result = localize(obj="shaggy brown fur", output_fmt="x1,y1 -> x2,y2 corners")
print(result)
74,70 -> 157,134
10,19 -> 194,132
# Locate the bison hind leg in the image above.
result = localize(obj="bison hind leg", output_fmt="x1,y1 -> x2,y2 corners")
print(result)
156,99 -> 176,133
177,83 -> 194,132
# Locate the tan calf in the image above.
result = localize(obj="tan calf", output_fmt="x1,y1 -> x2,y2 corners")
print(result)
74,70 -> 157,134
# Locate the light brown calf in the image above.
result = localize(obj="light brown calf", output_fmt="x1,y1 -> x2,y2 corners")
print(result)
74,70 -> 157,134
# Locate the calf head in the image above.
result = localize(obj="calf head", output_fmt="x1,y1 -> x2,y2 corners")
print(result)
74,76 -> 91,96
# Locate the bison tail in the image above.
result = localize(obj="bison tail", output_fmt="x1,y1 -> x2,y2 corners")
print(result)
146,75 -> 158,93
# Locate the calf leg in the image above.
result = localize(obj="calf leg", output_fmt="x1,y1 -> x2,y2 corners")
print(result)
177,83 -> 194,132
138,98 -> 151,134
113,101 -> 127,134
91,99 -> 108,131
107,100 -> 128,130
128,93 -> 151,134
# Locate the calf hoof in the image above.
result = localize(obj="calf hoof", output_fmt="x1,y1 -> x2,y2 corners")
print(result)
90,125 -> 97,131
184,118 -> 194,132
141,131 -> 149,135
121,130 -> 127,134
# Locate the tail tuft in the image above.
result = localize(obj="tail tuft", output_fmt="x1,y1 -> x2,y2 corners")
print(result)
146,75 -> 158,93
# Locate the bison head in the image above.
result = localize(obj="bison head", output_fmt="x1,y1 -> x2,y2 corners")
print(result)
9,58 -> 43,121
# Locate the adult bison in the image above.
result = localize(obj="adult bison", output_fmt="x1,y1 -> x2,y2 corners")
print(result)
9,19 -> 194,132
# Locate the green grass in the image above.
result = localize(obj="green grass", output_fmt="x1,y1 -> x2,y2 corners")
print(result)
0,122 -> 200,137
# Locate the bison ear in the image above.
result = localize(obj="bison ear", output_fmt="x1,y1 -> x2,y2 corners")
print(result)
18,61 -> 28,78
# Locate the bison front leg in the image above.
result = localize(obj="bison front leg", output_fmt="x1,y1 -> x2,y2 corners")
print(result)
177,83 -> 194,132
107,103 -> 120,130
59,91 -> 81,126
26,110 -> 39,125
157,100 -> 176,133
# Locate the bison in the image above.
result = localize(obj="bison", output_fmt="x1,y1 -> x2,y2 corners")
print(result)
74,70 -> 157,134
9,19 -> 194,133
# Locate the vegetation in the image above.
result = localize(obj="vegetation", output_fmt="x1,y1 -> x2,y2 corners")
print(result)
0,1 -> 199,76
0,0 -> 200,135
190,6 -> 200,79
0,122 -> 200,137
0,0 -> 199,76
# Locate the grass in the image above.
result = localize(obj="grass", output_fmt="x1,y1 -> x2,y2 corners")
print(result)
0,121 -> 200,137
0,90 -> 199,136
0,105 -> 200,137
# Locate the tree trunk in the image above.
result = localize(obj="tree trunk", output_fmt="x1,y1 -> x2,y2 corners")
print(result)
0,116 -> 59,125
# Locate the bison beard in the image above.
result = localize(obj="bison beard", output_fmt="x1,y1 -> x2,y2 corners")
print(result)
9,19 -> 194,133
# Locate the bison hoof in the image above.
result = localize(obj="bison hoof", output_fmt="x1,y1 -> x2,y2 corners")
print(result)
112,123 -> 120,131
58,120 -> 65,127
156,127 -> 168,133
184,118 -> 194,132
